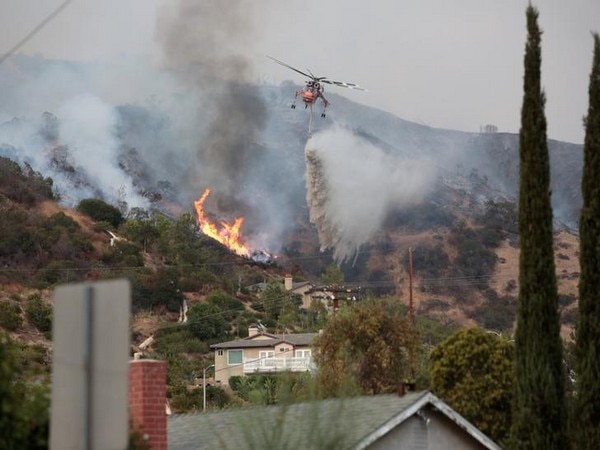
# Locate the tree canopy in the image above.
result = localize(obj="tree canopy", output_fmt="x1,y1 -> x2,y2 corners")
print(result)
430,327 -> 514,445
575,32 -> 600,449
314,298 -> 418,396
511,6 -> 567,448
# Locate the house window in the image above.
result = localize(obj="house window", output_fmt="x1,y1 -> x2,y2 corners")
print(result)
217,350 -> 224,356
228,349 -> 243,365
295,349 -> 311,359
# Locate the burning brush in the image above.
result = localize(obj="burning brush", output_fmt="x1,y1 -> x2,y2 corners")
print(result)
193,188 -> 250,257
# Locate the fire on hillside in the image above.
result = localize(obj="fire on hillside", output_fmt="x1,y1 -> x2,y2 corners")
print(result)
193,188 -> 250,257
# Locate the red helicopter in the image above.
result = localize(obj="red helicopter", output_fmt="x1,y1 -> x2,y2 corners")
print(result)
267,56 -> 366,119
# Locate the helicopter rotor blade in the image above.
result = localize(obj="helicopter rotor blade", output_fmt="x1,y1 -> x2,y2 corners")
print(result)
267,56 -> 314,80
320,79 -> 367,91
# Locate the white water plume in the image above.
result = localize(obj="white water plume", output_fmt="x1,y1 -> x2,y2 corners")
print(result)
305,126 -> 437,263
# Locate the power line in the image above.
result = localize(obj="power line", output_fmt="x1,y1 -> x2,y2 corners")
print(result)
0,0 -> 74,66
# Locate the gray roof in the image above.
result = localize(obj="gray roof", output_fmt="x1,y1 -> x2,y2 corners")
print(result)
210,333 -> 317,349
168,391 -> 501,450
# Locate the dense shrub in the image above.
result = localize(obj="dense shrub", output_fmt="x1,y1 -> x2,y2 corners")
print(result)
46,212 -> 80,232
25,294 -> 52,334
206,290 -> 245,320
477,200 -> 518,236
153,325 -> 208,356
405,243 -> 450,280
0,157 -> 54,205
454,238 -> 497,277
34,260 -> 86,288
0,300 -> 23,331
77,198 -> 124,228
102,241 -> 144,267
170,384 -> 230,412
187,303 -> 229,341
470,291 -> 516,332
133,268 -> 184,312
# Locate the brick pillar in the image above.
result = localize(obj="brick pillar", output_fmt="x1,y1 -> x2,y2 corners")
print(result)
129,359 -> 168,450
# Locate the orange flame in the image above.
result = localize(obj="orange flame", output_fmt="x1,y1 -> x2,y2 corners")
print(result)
193,188 -> 250,256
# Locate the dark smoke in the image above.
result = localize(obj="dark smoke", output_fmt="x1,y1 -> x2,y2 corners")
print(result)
156,0 -> 268,204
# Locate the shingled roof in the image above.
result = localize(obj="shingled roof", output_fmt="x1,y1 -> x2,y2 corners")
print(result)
168,391 -> 501,450
210,333 -> 317,349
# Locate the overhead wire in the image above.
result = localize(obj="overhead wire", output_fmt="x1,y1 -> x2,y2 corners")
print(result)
0,0 -> 75,66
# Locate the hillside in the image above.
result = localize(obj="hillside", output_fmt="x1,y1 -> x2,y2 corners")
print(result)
0,55 -> 584,417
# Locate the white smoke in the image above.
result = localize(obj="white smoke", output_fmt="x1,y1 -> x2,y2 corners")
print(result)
305,125 -> 437,263
57,94 -> 149,208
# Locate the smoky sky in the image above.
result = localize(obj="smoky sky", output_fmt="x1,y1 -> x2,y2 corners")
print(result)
2,0 -> 598,144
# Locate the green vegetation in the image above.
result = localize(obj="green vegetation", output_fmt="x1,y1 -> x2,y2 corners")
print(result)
510,6 -> 568,448
25,293 -> 52,335
0,332 -> 50,449
0,157 -> 54,205
229,372 -> 316,406
0,299 -> 23,331
320,264 -> 344,285
575,32 -> 600,449
314,297 -> 418,396
431,327 -> 514,445
77,198 -> 124,228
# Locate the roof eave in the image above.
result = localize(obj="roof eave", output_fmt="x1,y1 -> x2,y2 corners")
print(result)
355,392 -> 501,450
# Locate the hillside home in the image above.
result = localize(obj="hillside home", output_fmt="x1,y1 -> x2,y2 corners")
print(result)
210,326 -> 317,385
284,274 -> 313,308
167,390 -> 502,449
246,274 -> 313,307
247,274 -> 362,313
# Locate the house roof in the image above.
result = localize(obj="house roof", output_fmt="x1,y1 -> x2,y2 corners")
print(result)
168,391 -> 501,450
210,332 -> 317,349
290,281 -> 312,291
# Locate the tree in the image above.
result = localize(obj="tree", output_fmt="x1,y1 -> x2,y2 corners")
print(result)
510,6 -> 568,448
0,333 -> 50,449
314,298 -> 418,396
206,289 -> 244,321
430,327 -> 514,445
77,198 -> 124,228
122,215 -> 161,253
187,302 -> 229,341
261,282 -> 286,320
575,32 -> 600,449
320,264 -> 344,285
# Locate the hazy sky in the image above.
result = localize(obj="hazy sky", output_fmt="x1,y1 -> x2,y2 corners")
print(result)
2,0 -> 599,144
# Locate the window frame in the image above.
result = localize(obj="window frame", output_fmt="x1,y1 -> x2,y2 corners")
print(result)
295,349 -> 312,359
227,349 -> 243,365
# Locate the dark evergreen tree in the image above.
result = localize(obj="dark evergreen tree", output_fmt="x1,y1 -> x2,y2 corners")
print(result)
575,32 -> 600,449
509,5 -> 567,449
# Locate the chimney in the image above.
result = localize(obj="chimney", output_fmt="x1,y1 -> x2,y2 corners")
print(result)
129,359 -> 168,450
248,325 -> 259,337
397,380 -> 417,397
284,274 -> 293,291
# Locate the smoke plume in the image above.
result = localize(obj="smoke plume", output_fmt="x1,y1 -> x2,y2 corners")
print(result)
156,0 -> 268,204
305,126 -> 437,263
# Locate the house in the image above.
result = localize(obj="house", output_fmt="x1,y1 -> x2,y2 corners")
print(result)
283,274 -> 313,308
210,326 -> 318,385
246,275 -> 362,314
246,274 -> 313,307
167,390 -> 502,450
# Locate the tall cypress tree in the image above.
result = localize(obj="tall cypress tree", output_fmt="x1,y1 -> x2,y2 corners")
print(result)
575,32 -> 600,449
509,5 -> 567,449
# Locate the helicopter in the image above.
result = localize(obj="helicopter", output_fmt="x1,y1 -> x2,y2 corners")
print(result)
267,56 -> 366,120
